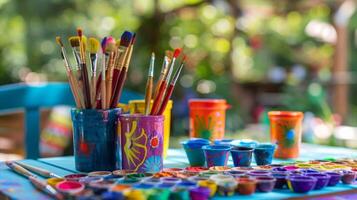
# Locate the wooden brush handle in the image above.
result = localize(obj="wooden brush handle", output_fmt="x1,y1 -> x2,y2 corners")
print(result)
80,63 -> 91,108
153,77 -> 163,100
110,69 -> 121,104
144,77 -> 153,115
66,71 -> 82,108
150,81 -> 167,115
110,67 -> 127,108
157,84 -> 174,115
101,77 -> 106,109
15,162 -> 51,178
6,161 -> 35,178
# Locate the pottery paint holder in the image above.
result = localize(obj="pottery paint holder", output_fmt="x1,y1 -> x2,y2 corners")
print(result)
119,114 -> 164,173
128,100 -> 173,158
71,108 -> 121,172
230,146 -> 254,167
268,111 -> 304,159
181,138 -> 210,167
189,99 -> 229,141
254,143 -> 276,166
202,145 -> 231,167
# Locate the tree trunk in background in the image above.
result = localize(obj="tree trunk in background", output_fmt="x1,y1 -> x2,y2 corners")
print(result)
332,25 -> 349,121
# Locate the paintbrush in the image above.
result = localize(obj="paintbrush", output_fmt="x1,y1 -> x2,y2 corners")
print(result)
55,36 -> 83,108
77,28 -> 91,108
144,52 -> 155,115
100,37 -> 107,109
110,31 -> 133,108
153,50 -> 172,100
14,161 -> 62,178
110,33 -> 136,108
157,55 -> 186,115
68,36 -> 81,68
6,162 -> 63,199
88,37 -> 100,108
105,36 -> 117,107
5,161 -> 36,178
150,48 -> 182,115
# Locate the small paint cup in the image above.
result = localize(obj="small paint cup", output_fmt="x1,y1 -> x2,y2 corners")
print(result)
188,176 -> 209,183
181,138 -> 210,167
176,181 -> 197,189
268,111 -> 303,159
101,191 -> 124,200
247,170 -> 272,177
119,114 -> 164,173
287,176 -> 317,193
170,188 -> 190,200
110,184 -> 132,192
209,174 -> 235,183
160,177 -> 181,184
88,180 -> 116,195
216,179 -> 237,196
306,173 -> 330,190
231,146 -> 254,167
189,187 -> 211,200
88,171 -> 112,178
147,188 -> 171,200
47,178 -> 64,188
197,180 -> 217,197
132,183 -> 155,189
56,181 -> 85,195
231,139 -> 259,148
225,170 -> 246,178
254,144 -> 276,166
124,189 -> 145,200
325,172 -> 342,186
64,173 -> 87,181
71,108 -> 121,172
189,99 -> 229,140
202,145 -> 231,167
157,182 -> 176,189
255,176 -> 276,192
79,176 -> 103,184
209,166 -> 231,171
185,166 -> 209,173
341,171 -> 356,184
237,177 -> 257,195
272,172 -> 288,189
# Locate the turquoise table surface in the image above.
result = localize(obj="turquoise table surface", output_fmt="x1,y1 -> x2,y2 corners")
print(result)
0,143 -> 356,200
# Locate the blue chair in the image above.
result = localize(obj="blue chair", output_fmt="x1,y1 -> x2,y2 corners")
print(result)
0,82 -> 142,159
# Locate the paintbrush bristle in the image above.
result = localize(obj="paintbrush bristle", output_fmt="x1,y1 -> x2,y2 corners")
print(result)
69,36 -> 80,47
173,48 -> 182,58
55,36 -> 64,47
131,33 -> 136,45
120,31 -> 132,47
101,37 -> 107,53
165,50 -> 173,59
77,28 -> 83,39
89,37 -> 100,54
105,36 -> 116,52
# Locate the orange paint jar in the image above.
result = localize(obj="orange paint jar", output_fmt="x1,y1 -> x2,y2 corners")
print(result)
268,111 -> 304,159
189,99 -> 229,141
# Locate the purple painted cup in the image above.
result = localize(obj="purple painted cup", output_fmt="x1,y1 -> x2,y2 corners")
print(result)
306,173 -> 330,190
272,171 -> 288,189
325,172 -> 341,186
256,176 -> 276,192
202,145 -> 231,167
119,114 -> 164,173
247,170 -> 272,177
230,146 -> 254,167
341,171 -> 356,184
287,175 -> 317,193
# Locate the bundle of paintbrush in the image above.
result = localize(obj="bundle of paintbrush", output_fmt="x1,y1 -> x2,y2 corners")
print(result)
55,28 -> 135,109
144,48 -> 186,116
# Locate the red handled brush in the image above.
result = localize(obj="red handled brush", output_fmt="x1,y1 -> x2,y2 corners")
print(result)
110,33 -> 136,108
110,31 -> 133,107
157,55 -> 186,115
150,48 -> 182,115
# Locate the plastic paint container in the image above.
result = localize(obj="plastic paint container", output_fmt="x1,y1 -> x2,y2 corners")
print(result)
268,111 -> 303,159
64,173 -> 87,181
129,100 -> 173,158
216,179 -> 237,196
254,143 -> 276,166
255,176 -> 276,192
287,175 -> 317,193
202,145 -> 231,167
79,176 -> 103,184
56,181 -> 85,195
181,139 -> 210,167
230,146 -> 254,167
237,177 -> 257,195
189,99 -> 229,140
197,180 -> 217,197
189,186 -> 211,200
88,171 -> 112,177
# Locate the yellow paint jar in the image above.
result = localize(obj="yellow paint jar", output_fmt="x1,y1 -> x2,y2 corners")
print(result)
128,100 -> 173,158
198,180 -> 217,197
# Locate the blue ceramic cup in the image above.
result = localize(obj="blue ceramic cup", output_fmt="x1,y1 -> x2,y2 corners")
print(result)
181,138 -> 210,166
71,108 -> 121,172
230,146 -> 254,167
202,145 -> 231,167
254,143 -> 276,166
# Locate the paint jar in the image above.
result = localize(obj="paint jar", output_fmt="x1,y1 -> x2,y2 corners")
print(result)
287,175 -> 317,193
197,180 -> 217,197
272,172 -> 288,189
170,188 -> 190,200
236,177 -> 257,195
71,108 -> 121,172
230,146 -> 254,167
189,187 -> 211,200
189,99 -> 229,141
255,176 -> 276,192
216,179 -> 237,196
341,171 -> 356,184
202,145 -> 231,167
268,111 -> 304,159
325,172 -> 341,186
119,114 -> 164,173
254,143 -> 276,166
128,100 -> 173,158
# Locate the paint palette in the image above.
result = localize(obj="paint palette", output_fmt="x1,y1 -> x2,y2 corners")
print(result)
51,158 -> 356,200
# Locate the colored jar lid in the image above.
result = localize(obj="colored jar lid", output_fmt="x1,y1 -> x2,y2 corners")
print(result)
268,111 -> 303,118
185,166 -> 209,172
64,173 -> 87,181
79,176 -> 104,184
88,171 -> 112,177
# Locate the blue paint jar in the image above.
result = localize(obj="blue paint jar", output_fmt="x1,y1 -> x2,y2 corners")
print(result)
71,108 -> 121,172
253,143 -> 276,166
230,146 -> 254,167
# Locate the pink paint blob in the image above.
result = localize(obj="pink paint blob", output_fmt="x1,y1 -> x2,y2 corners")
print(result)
56,181 -> 84,194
